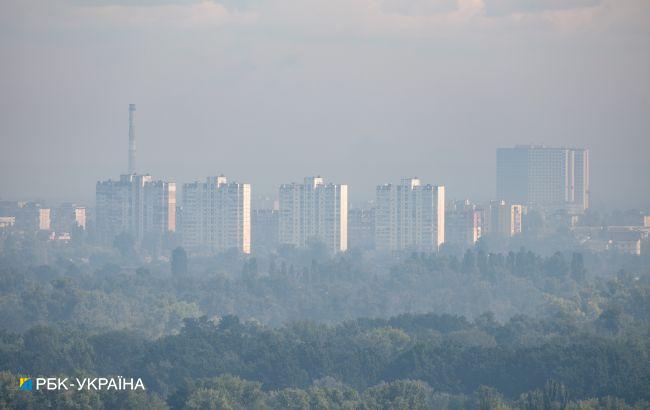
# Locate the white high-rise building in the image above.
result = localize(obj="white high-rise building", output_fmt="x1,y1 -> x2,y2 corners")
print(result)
278,177 -> 348,253
143,180 -> 176,244
94,105 -> 176,248
572,148 -> 590,211
375,178 -> 445,252
496,146 -> 589,212
181,176 -> 251,254
95,174 -> 175,246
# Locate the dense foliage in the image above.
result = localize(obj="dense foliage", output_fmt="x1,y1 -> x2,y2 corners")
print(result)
2,371 -> 649,410
1,308 -> 649,409
1,234 -> 649,408
1,236 -> 648,337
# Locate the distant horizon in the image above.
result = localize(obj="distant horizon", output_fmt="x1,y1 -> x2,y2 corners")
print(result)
0,141 -> 618,210
0,149 -> 639,214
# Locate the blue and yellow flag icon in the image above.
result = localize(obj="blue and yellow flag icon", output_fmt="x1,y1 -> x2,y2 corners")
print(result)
19,378 -> 32,391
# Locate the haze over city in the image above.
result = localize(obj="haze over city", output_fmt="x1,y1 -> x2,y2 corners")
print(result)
1,0 -> 649,209
3,2 -> 650,409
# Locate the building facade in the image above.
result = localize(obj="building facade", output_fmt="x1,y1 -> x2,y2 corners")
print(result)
375,178 -> 445,252
251,209 -> 279,253
95,174 -> 176,246
181,176 -> 251,254
348,207 -> 375,250
496,146 -> 589,212
278,177 -> 348,253
446,200 -> 481,248
143,180 -> 176,247
38,209 -> 51,231
482,200 -> 523,238
53,203 -> 87,233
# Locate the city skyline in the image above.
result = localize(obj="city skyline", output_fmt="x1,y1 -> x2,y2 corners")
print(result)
1,2 -> 649,407
87,108 -> 592,255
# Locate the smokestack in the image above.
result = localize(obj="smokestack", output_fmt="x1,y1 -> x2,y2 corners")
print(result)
128,104 -> 136,174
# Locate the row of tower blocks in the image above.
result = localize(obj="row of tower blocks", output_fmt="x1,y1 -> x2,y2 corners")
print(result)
95,106 -> 589,254
97,175 -> 446,254
96,143 -> 588,255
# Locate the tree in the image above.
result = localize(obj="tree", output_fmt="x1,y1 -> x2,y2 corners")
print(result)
242,258 -> 258,278
474,386 -> 508,410
113,232 -> 136,260
269,388 -> 309,410
362,380 -> 433,410
542,380 -> 569,410
185,388 -> 233,410
543,252 -> 569,277
462,250 -> 477,274
171,247 -> 188,275
596,307 -> 625,335
570,253 -> 586,282
201,375 -> 266,409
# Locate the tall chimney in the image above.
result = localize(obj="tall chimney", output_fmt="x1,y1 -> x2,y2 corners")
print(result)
128,104 -> 136,174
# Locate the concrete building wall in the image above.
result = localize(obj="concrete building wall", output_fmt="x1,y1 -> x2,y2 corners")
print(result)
95,174 -> 174,246
278,177 -> 348,253
181,177 -> 251,254
375,179 -> 445,252
497,146 -> 589,212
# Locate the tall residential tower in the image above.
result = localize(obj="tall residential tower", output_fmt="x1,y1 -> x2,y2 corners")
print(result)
278,177 -> 348,253
181,176 -> 251,254
96,174 -> 176,246
375,178 -> 445,252
95,105 -> 176,247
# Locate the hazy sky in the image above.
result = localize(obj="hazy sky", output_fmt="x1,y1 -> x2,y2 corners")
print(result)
1,0 -> 649,209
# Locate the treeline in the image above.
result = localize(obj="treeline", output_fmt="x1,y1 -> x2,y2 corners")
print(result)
1,311 -> 649,408
2,373 -> 647,410
2,245 -> 648,337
